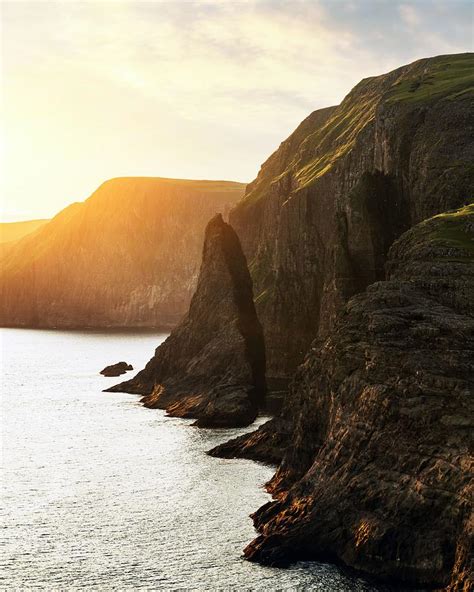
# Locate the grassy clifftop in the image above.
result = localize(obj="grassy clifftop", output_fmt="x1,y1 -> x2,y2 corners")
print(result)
386,53 -> 473,103
389,202 -> 474,272
240,53 -> 473,206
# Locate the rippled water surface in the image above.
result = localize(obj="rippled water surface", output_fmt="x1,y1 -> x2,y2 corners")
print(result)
1,329 -> 384,590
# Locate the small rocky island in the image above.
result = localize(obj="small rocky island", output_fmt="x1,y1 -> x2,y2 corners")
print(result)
100,362 -> 133,377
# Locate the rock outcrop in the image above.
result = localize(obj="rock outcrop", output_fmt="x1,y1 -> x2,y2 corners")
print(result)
242,204 -> 474,590
211,51 -> 474,468
208,416 -> 290,465
230,53 -> 473,384
100,362 -> 133,377
106,214 -> 266,428
0,177 -> 244,329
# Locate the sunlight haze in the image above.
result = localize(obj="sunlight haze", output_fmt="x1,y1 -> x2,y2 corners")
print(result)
2,0 -> 472,221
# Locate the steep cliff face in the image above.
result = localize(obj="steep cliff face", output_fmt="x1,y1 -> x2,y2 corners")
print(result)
0,177 -> 244,329
242,204 -> 474,590
106,214 -> 266,428
230,53 -> 473,381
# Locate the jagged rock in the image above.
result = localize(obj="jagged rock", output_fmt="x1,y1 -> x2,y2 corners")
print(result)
0,177 -> 243,329
242,204 -> 474,590
106,214 -> 266,428
100,362 -> 133,377
208,416 -> 288,465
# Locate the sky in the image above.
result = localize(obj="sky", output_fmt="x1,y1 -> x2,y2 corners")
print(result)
1,0 -> 472,221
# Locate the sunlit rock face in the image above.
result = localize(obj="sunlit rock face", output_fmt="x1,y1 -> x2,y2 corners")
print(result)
0,219 -> 49,244
0,177 -> 244,329
230,53 -> 474,383
106,214 -> 266,428
243,204 -> 474,590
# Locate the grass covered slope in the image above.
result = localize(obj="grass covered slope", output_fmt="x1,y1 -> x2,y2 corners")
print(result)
386,53 -> 473,103
242,53 -> 474,207
391,203 -> 474,263
0,177 -> 245,328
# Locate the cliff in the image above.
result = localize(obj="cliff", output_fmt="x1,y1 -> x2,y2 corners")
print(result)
242,204 -> 474,590
230,53 -> 473,383
202,55 -> 474,588
210,51 -> 474,465
0,177 -> 244,329
106,214 -> 266,428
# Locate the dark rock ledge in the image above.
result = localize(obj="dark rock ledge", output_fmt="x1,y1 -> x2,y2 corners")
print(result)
240,205 -> 474,591
105,214 -> 266,428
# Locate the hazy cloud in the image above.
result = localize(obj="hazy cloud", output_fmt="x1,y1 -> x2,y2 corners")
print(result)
2,0 -> 473,219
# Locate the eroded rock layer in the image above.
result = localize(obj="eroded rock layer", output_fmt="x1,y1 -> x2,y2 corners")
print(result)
243,205 -> 474,590
106,214 -> 266,428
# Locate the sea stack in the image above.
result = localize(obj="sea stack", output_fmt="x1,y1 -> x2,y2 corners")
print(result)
106,214 -> 266,428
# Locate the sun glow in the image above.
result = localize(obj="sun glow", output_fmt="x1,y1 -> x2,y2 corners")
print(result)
1,0 -> 472,221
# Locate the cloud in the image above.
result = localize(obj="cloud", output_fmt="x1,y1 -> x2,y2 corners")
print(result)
399,4 -> 421,27
2,0 -> 473,220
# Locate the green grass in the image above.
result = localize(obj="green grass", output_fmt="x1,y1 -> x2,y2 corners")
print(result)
425,203 -> 474,258
386,54 -> 474,104
289,90 -> 379,189
254,288 -> 271,305
239,54 -> 474,210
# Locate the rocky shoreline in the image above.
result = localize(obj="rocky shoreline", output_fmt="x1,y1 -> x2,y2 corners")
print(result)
106,54 -> 473,590
242,205 -> 474,590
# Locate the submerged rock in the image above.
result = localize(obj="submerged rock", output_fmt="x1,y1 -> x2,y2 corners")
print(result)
100,362 -> 133,377
106,214 -> 266,428
242,204 -> 474,590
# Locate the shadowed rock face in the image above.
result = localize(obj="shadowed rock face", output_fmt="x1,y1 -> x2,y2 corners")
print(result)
230,53 -> 474,382
208,416 -> 290,465
106,214 -> 266,428
211,51 -> 474,471
241,205 -> 474,590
